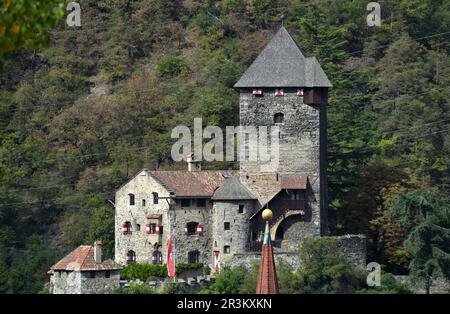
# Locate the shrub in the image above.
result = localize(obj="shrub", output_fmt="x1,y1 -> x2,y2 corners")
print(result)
113,282 -> 156,294
120,263 -> 167,280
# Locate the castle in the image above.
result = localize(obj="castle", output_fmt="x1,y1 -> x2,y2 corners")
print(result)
114,27 -> 335,270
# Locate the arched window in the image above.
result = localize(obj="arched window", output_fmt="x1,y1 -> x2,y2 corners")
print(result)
152,250 -> 162,264
185,222 -> 199,235
188,251 -> 200,264
274,113 -> 284,124
128,194 -> 135,205
126,250 -> 136,264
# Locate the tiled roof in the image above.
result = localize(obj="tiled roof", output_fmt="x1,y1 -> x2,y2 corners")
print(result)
256,223 -> 279,294
50,245 -> 122,271
280,175 -> 308,190
234,26 -> 332,88
212,177 -> 257,200
150,170 -> 238,197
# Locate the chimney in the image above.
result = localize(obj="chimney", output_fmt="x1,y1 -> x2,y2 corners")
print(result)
187,153 -> 201,172
94,240 -> 102,264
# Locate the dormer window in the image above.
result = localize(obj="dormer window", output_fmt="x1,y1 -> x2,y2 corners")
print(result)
274,112 -> 284,124
274,89 -> 284,96
252,89 -> 263,96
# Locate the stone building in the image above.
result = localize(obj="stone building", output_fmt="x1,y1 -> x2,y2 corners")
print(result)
49,241 -> 121,294
114,27 -> 365,271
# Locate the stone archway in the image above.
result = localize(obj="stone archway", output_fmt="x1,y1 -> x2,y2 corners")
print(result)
270,212 -> 306,250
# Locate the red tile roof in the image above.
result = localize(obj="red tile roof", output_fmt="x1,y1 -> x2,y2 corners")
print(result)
50,245 -> 121,271
280,175 -> 308,190
150,170 -> 238,197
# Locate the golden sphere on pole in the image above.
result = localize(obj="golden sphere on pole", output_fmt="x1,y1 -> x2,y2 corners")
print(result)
262,209 -> 273,221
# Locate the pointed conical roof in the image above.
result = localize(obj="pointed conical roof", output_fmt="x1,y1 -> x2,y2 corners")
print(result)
234,27 -> 332,88
256,222 -> 279,294
212,177 -> 257,200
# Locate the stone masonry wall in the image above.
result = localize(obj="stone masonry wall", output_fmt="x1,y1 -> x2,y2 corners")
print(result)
80,270 -> 120,294
50,270 -> 82,294
115,169 -> 170,264
171,202 -> 213,265
239,88 -> 323,238
225,235 -> 366,271
212,200 -> 256,264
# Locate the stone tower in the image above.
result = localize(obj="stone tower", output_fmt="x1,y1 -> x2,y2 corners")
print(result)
234,27 -> 332,235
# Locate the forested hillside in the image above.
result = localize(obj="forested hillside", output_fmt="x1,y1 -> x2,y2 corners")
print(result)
0,0 -> 449,293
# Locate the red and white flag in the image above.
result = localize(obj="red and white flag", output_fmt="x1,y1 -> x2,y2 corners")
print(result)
167,234 -> 175,278
214,250 -> 221,273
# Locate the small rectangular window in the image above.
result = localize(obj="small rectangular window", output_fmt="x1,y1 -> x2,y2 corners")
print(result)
223,246 -> 230,254
142,199 -> 146,206
136,224 -> 141,231
224,222 -> 230,230
129,194 -> 135,206
152,192 -> 159,204
181,199 -> 190,207
105,271 -> 110,278
238,205 -> 244,214
90,271 -> 96,279
197,198 -> 206,207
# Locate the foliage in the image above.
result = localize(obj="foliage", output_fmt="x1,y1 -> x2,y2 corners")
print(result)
0,0 -> 448,293
120,263 -> 167,280
162,282 -> 186,294
199,264 -> 258,294
385,189 -> 450,293
175,262 -> 204,275
0,0 -> 65,58
356,272 -> 411,294
295,237 -> 366,294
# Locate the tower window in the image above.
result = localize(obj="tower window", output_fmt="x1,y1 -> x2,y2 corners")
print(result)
142,199 -> 146,206
188,251 -> 200,264
274,113 -> 284,124
128,194 -> 135,205
224,222 -> 230,230
136,224 -> 141,232
238,204 -> 244,214
223,246 -> 230,254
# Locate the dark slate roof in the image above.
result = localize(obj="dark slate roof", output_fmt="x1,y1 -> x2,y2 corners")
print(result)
211,177 -> 257,200
50,245 -> 122,271
234,27 -> 332,88
150,170 -> 238,197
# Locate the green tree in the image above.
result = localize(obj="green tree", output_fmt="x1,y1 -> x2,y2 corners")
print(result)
0,0 -> 65,58
386,189 -> 450,293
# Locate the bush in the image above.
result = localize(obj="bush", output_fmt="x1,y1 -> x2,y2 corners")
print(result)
296,237 -> 366,294
120,263 -> 167,280
356,272 -> 411,294
176,263 -> 204,275
156,55 -> 187,79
